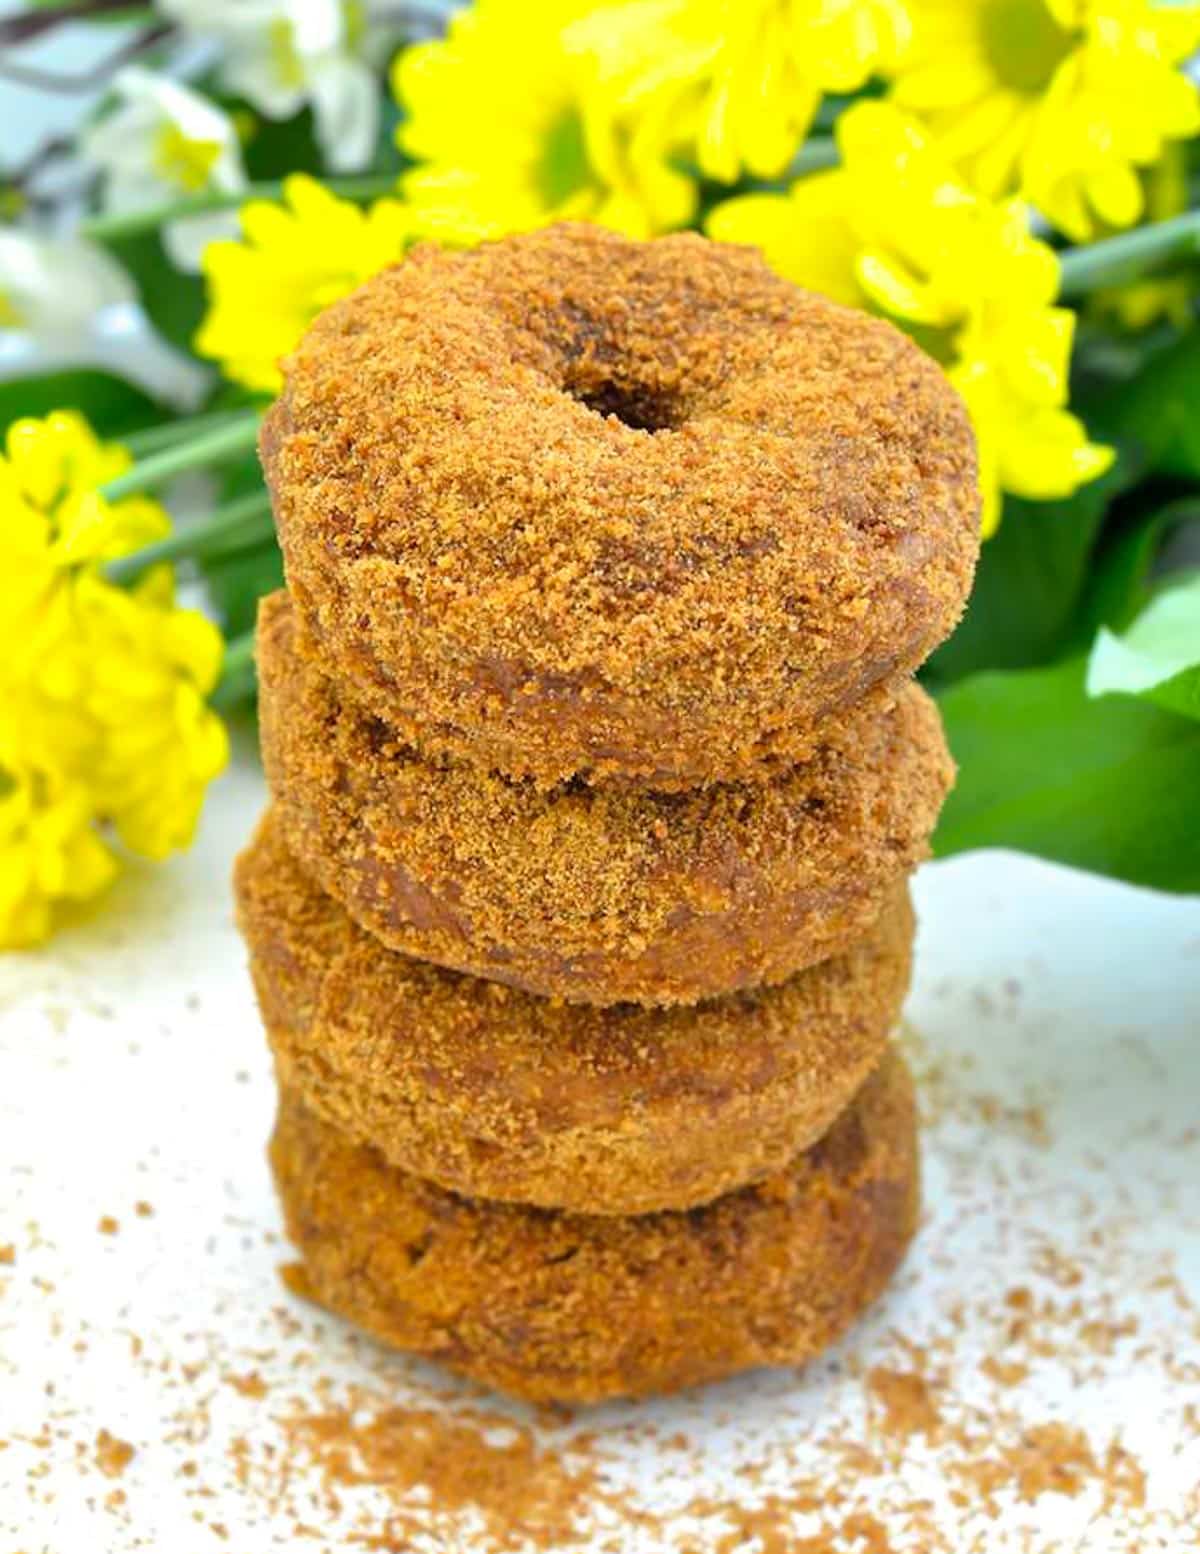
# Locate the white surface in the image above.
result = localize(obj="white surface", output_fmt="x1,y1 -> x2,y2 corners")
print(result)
2,751 -> 1200,1552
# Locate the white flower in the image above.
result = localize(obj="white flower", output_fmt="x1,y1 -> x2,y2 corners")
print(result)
160,0 -> 382,173
80,66 -> 247,272
0,231 -> 133,342
0,226 -> 210,409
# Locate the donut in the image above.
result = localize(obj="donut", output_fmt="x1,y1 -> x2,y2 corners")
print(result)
270,1051 -> 919,1403
256,590 -> 952,1007
235,809 -> 914,1215
260,222 -> 979,789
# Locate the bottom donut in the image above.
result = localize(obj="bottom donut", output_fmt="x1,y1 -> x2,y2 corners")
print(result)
270,1051 -> 919,1404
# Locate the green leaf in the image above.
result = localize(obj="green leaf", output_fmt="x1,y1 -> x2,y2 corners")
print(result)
211,630 -> 255,711
214,449 -> 269,500
187,448 -> 278,685
99,227 -> 207,355
1095,327 -> 1200,480
238,103 -> 325,181
927,448 -> 1137,684
1082,494 -> 1200,636
0,369 -> 165,439
1087,572 -> 1200,722
215,86 -> 405,184
199,536 -> 283,642
935,655 -> 1200,892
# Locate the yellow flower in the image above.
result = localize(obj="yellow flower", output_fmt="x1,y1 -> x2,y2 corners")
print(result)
196,174 -> 418,393
1,410 -> 168,678
2,409 -> 164,565
708,101 -> 1113,535
889,0 -> 1200,240
74,570 -> 228,860
0,411 -> 230,945
0,744 -> 117,951
570,0 -> 910,182
393,0 -> 695,241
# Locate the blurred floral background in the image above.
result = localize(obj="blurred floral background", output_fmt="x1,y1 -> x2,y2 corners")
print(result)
3,0 -> 1200,949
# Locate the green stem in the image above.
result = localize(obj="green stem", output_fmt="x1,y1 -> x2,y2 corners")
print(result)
787,136 -> 839,177
102,410 -> 261,501
0,1 -> 154,45
1058,210 -> 1200,300
123,408 -> 256,461
106,490 -> 273,582
212,631 -> 256,711
193,526 -> 280,569
80,174 -> 399,243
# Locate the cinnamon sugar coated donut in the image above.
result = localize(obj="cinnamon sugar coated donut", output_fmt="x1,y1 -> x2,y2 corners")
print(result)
271,1052 -> 919,1404
261,222 -> 979,788
236,810 -> 914,1215
257,590 -> 953,1007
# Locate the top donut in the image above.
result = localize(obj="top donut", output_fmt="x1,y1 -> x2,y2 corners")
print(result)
261,223 -> 979,788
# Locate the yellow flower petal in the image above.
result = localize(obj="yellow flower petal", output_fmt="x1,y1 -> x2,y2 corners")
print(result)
0,411 -> 230,946
1083,162 -> 1144,231
709,100 -> 1111,534
197,174 -> 417,393
394,0 -> 694,239
0,750 -> 116,949
856,251 -> 953,326
889,0 -> 1200,238
570,0 -> 908,186
708,173 -> 861,308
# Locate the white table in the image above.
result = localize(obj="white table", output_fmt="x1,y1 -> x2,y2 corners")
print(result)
3,747 -> 1199,1552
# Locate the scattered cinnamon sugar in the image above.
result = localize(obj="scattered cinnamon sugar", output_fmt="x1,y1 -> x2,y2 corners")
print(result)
979,1356 -> 1029,1388
7,965 -> 1197,1551
795,1515 -> 893,1554
866,1367 -> 942,1440
707,1503 -> 893,1554
950,1423 -> 1147,1513
225,1372 -> 268,1400
93,1430 -> 134,1479
198,1336 -> 1178,1554
230,1390 -> 935,1554
285,1405 -> 602,1552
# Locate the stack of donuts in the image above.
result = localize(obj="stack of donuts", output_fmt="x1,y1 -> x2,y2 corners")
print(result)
234,224 -> 980,1404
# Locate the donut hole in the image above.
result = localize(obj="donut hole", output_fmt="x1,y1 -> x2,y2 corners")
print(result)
564,368 -> 681,433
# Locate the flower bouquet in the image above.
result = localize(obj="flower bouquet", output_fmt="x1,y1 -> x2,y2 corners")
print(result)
3,0 -> 1200,948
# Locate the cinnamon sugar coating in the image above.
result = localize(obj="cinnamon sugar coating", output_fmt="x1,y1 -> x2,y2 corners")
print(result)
270,1051 -> 919,1404
260,222 -> 979,789
236,810 -> 914,1215
257,591 -> 953,1007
